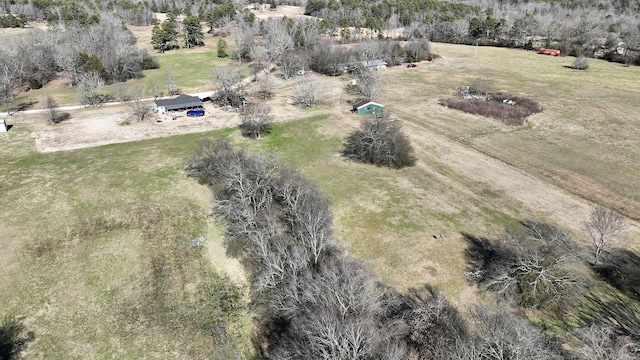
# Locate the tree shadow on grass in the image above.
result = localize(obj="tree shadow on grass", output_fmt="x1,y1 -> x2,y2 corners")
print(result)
592,248 -> 640,301
52,112 -> 71,124
0,316 -> 35,359
573,287 -> 640,338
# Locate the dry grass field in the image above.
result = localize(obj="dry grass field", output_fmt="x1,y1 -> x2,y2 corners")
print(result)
2,31 -> 640,356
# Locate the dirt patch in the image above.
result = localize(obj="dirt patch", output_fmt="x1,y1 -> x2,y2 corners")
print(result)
22,102 -> 240,153
19,71 -> 347,153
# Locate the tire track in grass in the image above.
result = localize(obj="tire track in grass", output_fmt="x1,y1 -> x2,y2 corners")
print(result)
397,109 -> 640,249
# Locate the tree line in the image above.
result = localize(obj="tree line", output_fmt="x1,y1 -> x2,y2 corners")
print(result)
4,0 -> 639,63
185,138 -> 639,359
0,13 -> 157,112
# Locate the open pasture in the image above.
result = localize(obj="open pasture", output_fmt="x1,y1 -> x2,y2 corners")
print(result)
1,42 -> 640,356
382,43 -> 640,224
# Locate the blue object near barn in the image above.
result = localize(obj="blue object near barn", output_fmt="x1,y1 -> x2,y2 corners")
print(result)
187,109 -> 205,117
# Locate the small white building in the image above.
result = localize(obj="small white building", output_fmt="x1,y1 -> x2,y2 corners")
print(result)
361,60 -> 387,69
0,119 -> 7,132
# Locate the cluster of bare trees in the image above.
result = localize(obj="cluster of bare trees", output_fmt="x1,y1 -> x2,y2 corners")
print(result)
185,139 -> 640,358
465,222 -> 584,309
0,14 -> 153,111
9,0 -> 153,25
185,139 -> 585,358
184,139 -> 403,357
463,209 -> 640,358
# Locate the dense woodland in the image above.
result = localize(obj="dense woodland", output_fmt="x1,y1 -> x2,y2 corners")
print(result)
1,0 -> 640,358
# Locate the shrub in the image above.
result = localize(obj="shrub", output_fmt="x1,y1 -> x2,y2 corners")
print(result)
28,78 -> 42,90
141,54 -> 160,70
342,113 -> 416,169
571,56 -> 590,70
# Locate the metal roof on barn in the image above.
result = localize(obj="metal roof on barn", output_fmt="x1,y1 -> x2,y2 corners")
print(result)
353,100 -> 384,109
154,94 -> 203,111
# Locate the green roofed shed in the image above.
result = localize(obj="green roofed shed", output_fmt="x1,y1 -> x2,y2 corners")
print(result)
352,100 -> 384,115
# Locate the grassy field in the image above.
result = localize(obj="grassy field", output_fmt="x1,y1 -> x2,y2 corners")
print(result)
2,41 -> 640,357
0,125 -> 254,358
382,43 -> 640,222
108,44 -> 250,99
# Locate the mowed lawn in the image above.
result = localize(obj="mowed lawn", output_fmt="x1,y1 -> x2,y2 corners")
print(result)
381,43 -> 640,221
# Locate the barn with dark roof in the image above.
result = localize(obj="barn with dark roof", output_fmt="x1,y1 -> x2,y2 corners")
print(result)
154,94 -> 204,114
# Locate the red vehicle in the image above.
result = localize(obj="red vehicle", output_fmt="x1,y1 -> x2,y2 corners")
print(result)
407,63 -> 418,68
538,48 -> 560,56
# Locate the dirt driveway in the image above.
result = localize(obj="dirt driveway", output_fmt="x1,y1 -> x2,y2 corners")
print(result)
22,102 -> 238,153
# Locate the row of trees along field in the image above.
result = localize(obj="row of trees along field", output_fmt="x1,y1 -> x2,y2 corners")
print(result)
185,137 -> 639,359
1,0 -> 640,113
1,0 -> 639,58
0,13 -> 158,112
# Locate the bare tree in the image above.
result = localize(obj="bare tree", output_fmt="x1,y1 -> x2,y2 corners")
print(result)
41,95 -> 70,124
0,53 -> 24,115
262,18 -> 295,69
113,82 -> 131,102
268,255 -> 396,360
77,71 -> 105,107
311,40 -> 354,76
464,222 -> 583,309
450,305 -> 564,360
574,323 -> 639,360
539,16 -> 563,47
128,98 -> 153,122
294,75 -> 323,108
356,40 -> 387,62
165,65 -> 179,96
353,66 -> 383,101
584,206 -> 627,266
274,167 -> 334,264
232,19 -> 257,61
294,19 -> 321,52
212,66 -> 242,106
239,102 -> 272,139
258,72 -> 275,99
149,74 -> 164,98
400,285 -> 468,359
405,37 -> 431,62
279,50 -> 307,80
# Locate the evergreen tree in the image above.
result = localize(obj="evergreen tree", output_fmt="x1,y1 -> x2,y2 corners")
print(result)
217,38 -> 228,58
151,20 -> 177,52
183,15 -> 204,48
